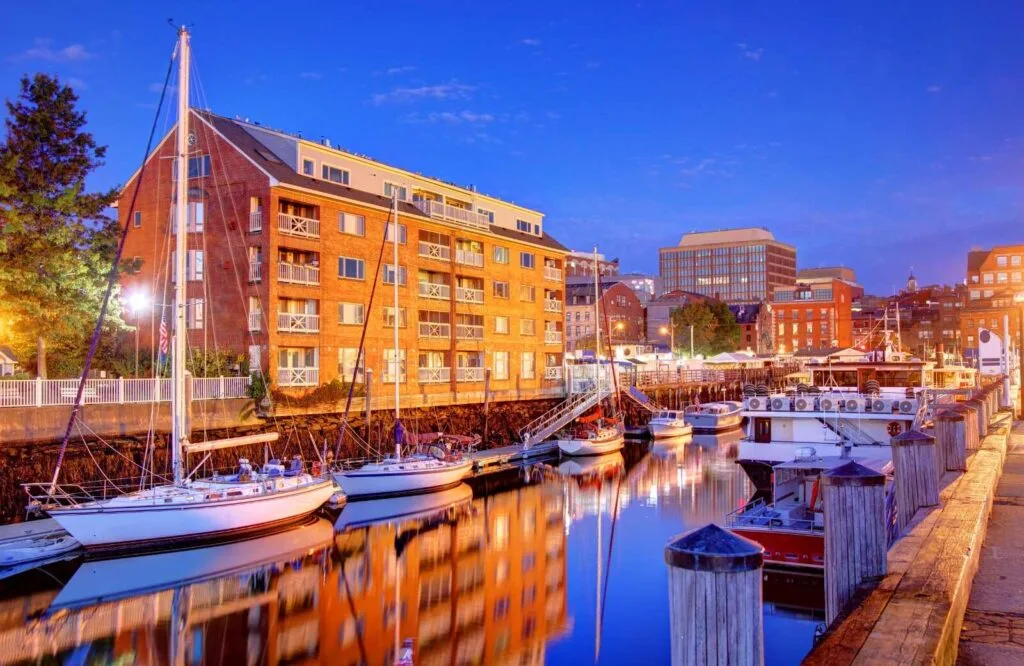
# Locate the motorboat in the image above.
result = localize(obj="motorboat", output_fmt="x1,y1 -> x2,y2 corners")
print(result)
556,422 -> 625,457
647,409 -> 694,439
683,401 -> 743,432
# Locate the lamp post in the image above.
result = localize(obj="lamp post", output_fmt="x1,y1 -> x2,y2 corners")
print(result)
1015,293 -> 1024,415
659,324 -> 675,357
690,324 -> 695,359
127,290 -> 151,377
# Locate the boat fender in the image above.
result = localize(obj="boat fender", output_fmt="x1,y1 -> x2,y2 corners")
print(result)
809,477 -> 821,511
311,461 -> 322,476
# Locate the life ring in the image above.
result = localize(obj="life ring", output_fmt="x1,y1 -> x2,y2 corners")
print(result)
887,421 -> 901,437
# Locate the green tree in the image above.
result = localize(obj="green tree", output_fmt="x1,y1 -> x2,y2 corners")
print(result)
707,300 -> 741,352
669,301 -> 741,357
0,74 -> 122,377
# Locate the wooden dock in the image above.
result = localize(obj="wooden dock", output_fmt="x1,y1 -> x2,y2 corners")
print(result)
467,441 -> 559,471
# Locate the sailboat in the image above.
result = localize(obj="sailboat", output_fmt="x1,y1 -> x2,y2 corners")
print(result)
23,27 -> 334,551
331,193 -> 472,499
557,246 -> 625,457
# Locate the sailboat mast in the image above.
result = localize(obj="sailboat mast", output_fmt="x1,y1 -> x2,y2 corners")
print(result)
171,26 -> 190,486
596,482 -> 603,662
392,193 -> 401,460
593,245 -> 601,398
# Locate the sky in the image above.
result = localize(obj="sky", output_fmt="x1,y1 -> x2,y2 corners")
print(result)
2,1 -> 1023,294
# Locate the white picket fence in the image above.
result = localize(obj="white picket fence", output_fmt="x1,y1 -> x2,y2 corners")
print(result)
0,376 -> 251,408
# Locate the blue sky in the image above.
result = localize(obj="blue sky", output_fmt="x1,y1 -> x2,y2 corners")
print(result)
3,1 -> 1023,294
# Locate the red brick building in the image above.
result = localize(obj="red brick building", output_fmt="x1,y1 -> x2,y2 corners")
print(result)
564,281 -> 645,352
770,278 -> 856,352
564,251 -> 619,278
963,244 -> 1024,358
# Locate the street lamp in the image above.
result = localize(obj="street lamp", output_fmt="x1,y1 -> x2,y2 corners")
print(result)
659,324 -> 675,356
1015,292 -> 1024,414
127,290 -> 151,377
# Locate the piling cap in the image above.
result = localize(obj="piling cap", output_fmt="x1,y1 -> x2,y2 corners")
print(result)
892,429 -> 935,445
937,410 -> 965,422
822,460 -> 885,486
664,523 -> 763,572
964,399 -> 984,409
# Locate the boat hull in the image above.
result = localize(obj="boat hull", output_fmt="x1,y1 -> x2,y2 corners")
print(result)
730,526 -> 824,569
334,483 -> 473,531
47,480 -> 335,552
332,459 -> 473,500
648,421 -> 693,439
556,432 -> 625,457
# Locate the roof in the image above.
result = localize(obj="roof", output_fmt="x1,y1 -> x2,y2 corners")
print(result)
565,281 -> 634,302
967,249 -> 991,273
198,112 -> 569,253
648,289 -> 711,305
0,346 -> 17,362
798,266 -> 857,282
728,303 -> 763,324
674,227 -> 782,248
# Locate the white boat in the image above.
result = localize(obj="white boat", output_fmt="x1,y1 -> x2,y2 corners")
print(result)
24,27 -> 335,551
332,191 -> 472,498
0,519 -> 80,569
334,482 -> 473,531
647,409 -> 694,439
683,401 -> 744,431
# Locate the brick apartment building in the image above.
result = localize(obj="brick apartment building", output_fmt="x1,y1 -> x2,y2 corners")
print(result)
564,281 -> 645,352
963,244 -> 1024,357
119,110 -> 568,400
771,278 -> 857,352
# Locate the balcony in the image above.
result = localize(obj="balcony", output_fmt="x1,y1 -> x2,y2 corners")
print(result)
544,330 -> 563,345
543,266 -> 562,282
455,249 -> 484,268
544,366 -> 564,380
456,287 -> 484,304
456,324 -> 484,340
456,367 -> 485,382
278,263 -> 320,285
418,241 -> 451,262
248,311 -> 261,332
419,282 -> 451,301
413,200 -> 490,230
277,212 -> 320,239
418,367 -> 451,384
249,262 -> 262,283
278,366 -> 319,387
249,210 -> 262,232
277,312 -> 320,333
418,322 -> 451,339
544,299 -> 562,313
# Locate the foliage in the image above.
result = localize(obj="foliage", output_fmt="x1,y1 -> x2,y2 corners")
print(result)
247,373 -> 269,402
271,379 -> 366,408
669,301 -> 741,357
0,74 -> 125,377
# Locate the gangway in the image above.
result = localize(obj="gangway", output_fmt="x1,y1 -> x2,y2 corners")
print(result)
817,416 -> 880,446
622,386 -> 659,413
519,385 -> 612,449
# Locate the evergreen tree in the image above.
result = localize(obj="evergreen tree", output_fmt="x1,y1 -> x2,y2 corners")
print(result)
0,74 -> 122,377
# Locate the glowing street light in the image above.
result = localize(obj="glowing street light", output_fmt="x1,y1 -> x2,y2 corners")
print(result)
126,289 -> 152,377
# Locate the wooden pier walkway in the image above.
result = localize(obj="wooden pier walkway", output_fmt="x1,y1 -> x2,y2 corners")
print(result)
466,441 -> 559,471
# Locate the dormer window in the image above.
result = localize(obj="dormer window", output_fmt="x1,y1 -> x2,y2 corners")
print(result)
322,165 -> 349,185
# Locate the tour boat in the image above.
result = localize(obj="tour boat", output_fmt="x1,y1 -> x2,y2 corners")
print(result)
332,191 -> 472,498
647,409 -> 694,439
23,27 -> 335,551
557,246 -> 625,458
683,401 -> 744,432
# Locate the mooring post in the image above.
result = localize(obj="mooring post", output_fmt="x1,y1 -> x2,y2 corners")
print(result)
954,403 -> 981,453
965,397 -> 988,439
664,524 -> 764,666
935,411 -> 967,472
891,429 -> 939,534
823,460 -> 887,626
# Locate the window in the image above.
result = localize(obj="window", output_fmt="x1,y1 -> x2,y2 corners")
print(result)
984,289 -> 994,298
478,208 -> 495,224
516,219 -> 531,233
383,306 -> 408,328
521,351 -> 535,379
983,272 -> 994,284
186,298 -> 204,329
520,252 -> 535,269
493,281 -> 510,298
187,249 -> 204,281
997,255 -> 1008,267
383,182 -> 408,201
493,246 -> 509,264
383,348 -> 407,383
970,289 -> 980,300
173,155 -> 212,180
338,302 -> 365,325
302,159 -> 315,176
521,318 -> 536,336
998,272 -> 1009,283
322,165 -> 349,184
522,552 -> 535,573
338,348 -> 364,382
383,264 -> 407,286
385,222 -> 407,244
493,351 -> 509,379
338,256 -> 365,280
339,212 -> 365,236
1013,256 -> 1022,267
133,211 -> 142,228
495,316 -> 510,334
1013,272 -> 1022,283
494,596 -> 511,620
520,285 -> 536,302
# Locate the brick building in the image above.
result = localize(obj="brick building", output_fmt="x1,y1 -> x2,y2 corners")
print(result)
119,110 -> 568,399
963,244 -> 1024,358
771,278 -> 856,352
564,250 -> 619,278
729,302 -> 774,354
564,281 -> 645,352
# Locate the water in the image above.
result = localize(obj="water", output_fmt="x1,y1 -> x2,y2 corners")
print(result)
0,434 -> 823,665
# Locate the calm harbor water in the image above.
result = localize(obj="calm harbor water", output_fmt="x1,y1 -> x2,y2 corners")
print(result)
0,433 -> 823,665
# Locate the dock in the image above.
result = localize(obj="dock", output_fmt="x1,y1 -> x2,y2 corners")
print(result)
0,518 -> 65,545
467,441 -> 559,471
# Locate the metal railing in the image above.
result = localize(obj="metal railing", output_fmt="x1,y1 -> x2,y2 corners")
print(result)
456,287 -> 484,304
418,322 -> 451,339
455,249 -> 484,267
418,281 -> 451,300
456,324 -> 484,340
278,262 -> 320,285
418,241 -> 451,262
248,311 -> 262,332
544,299 -> 562,313
277,212 -> 320,238
544,366 -> 564,380
278,367 -> 319,386
276,312 -> 320,333
0,376 -> 250,408
249,210 -> 262,232
456,367 -> 485,382
418,367 -> 451,384
543,266 -> 562,282
248,262 -> 261,282
544,330 -> 563,345
413,200 -> 490,230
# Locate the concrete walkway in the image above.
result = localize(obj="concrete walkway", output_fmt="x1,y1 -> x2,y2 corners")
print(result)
958,420 -> 1024,664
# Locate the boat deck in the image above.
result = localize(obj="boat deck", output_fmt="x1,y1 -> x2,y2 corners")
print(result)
0,518 -> 66,545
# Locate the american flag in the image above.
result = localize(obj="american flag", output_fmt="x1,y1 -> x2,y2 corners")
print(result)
158,309 -> 169,370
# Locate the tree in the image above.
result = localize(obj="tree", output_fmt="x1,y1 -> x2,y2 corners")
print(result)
0,74 -> 122,377
669,301 -> 741,357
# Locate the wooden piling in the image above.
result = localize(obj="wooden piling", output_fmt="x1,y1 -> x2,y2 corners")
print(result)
965,398 -> 987,439
953,403 -> 981,453
822,461 -> 887,626
935,411 -> 967,472
891,429 -> 940,534
664,524 -> 764,666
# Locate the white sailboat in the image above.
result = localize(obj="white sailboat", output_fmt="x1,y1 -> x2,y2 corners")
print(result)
332,192 -> 472,499
557,246 -> 625,457
23,27 -> 334,551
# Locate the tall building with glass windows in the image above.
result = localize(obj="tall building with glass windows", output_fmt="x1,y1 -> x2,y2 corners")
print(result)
658,228 -> 796,303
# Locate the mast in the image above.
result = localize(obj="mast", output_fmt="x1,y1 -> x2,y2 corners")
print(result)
595,481 -> 603,662
593,246 -> 601,404
171,26 -> 190,485
392,193 -> 401,461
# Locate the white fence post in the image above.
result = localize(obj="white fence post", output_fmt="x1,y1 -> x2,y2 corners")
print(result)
155,378 -> 161,402
220,376 -> 225,399
35,377 -> 43,407
118,377 -> 125,404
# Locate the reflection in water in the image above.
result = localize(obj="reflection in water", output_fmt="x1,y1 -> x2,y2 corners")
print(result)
0,432 -> 822,666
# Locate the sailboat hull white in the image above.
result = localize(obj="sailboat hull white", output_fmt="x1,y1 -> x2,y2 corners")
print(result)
332,458 -> 473,500
47,480 -> 335,551
556,432 -> 625,457
648,420 -> 693,439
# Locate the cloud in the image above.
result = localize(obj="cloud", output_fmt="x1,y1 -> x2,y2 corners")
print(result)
680,158 -> 717,176
736,42 -> 763,61
406,110 -> 495,124
383,65 -> 416,75
300,71 -> 322,80
9,39 -> 95,62
148,81 -> 177,94
520,38 -> 541,46
927,84 -> 942,93
462,132 -> 504,146
372,81 -> 476,104
66,77 -> 88,90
